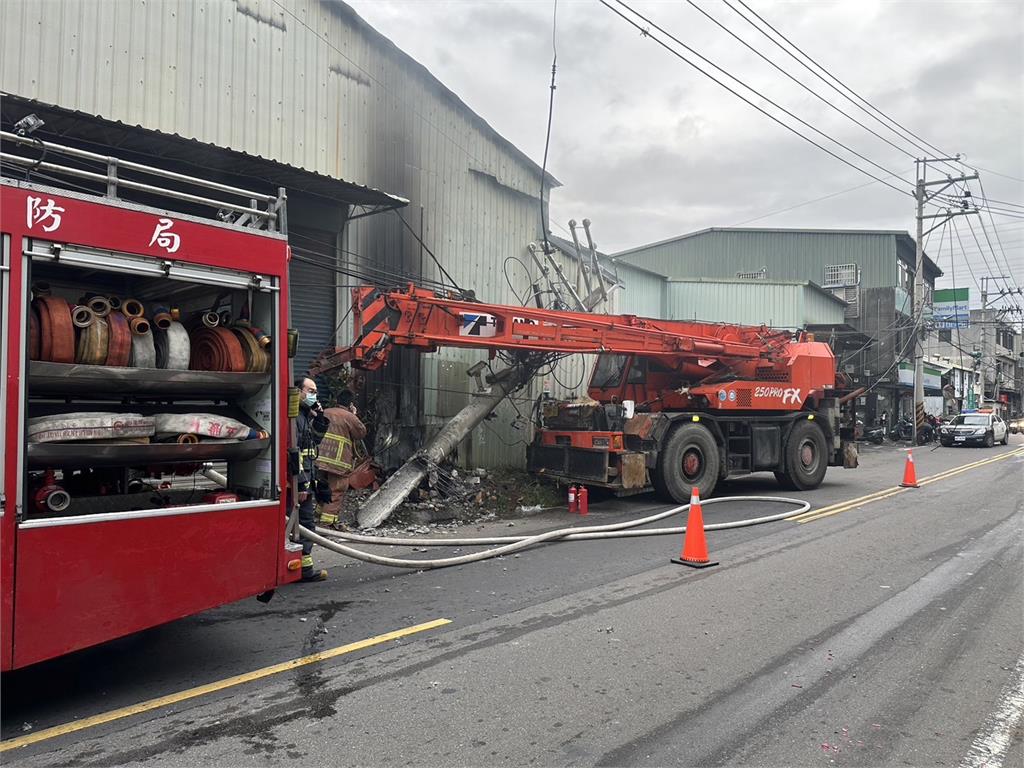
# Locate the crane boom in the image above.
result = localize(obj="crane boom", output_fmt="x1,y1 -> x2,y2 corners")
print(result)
312,284 -> 794,374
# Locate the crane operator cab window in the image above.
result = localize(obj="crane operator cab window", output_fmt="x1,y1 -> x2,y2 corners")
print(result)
591,354 -> 629,389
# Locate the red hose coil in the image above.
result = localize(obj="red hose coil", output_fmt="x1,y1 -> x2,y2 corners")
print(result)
190,327 -> 247,372
35,296 -> 76,364
105,311 -> 133,367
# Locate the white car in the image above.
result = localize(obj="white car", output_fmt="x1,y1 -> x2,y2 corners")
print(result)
938,411 -> 1009,447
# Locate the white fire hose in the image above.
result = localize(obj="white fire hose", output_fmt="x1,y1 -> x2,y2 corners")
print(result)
299,495 -> 810,570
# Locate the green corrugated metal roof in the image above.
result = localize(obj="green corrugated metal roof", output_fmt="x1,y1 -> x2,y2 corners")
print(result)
665,277 -> 847,306
614,227 -> 942,286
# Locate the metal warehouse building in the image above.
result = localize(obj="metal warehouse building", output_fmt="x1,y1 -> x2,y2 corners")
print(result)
0,0 -> 581,468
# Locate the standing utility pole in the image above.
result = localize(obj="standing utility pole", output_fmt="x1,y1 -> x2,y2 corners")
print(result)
980,275 -> 1012,408
912,158 -> 977,444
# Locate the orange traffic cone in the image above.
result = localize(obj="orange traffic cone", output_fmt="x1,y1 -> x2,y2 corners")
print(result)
671,487 -> 719,569
899,449 -> 919,488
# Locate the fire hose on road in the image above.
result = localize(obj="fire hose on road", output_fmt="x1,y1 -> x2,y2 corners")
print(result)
298,495 -> 811,570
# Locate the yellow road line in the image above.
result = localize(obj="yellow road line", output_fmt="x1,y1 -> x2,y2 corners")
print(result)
789,485 -> 902,521
793,449 -> 1019,522
0,617 -> 452,753
797,447 -> 1024,524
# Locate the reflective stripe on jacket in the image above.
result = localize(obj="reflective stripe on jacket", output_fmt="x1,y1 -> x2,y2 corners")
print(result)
315,407 -> 367,478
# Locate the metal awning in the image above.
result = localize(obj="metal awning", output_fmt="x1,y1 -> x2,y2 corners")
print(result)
0,94 -> 408,216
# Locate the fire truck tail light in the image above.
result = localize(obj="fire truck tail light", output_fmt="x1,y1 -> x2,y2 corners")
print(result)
612,435 -> 623,449
287,558 -> 302,571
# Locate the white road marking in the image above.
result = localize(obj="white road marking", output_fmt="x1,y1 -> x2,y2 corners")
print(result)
959,654 -> 1024,768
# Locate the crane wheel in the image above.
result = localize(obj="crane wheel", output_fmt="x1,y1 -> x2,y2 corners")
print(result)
780,420 -> 827,491
773,470 -> 796,490
654,422 -> 720,503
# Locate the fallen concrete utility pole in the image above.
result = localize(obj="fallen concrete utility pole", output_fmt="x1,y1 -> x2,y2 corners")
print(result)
356,364 -> 535,529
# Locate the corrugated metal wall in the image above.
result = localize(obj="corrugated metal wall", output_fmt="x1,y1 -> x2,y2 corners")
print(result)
616,230 -> 900,290
1,0 -> 573,468
610,263 -> 666,317
663,280 -> 846,329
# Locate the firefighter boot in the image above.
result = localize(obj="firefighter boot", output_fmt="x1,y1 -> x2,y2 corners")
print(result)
300,554 -> 328,582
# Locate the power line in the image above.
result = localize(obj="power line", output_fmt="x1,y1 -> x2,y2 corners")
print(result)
539,0 -> 559,254
392,209 -> 466,295
684,0 -> 921,165
725,0 -> 962,177
950,218 -> 985,295
963,212 -> 1022,309
972,165 -> 1024,183
730,170 -> 911,226
601,0 -> 914,198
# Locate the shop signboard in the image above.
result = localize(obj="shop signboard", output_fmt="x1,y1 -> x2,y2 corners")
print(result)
933,287 -> 969,329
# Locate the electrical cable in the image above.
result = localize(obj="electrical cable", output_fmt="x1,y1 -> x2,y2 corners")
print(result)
975,175 -> 1024,296
937,218 -> 967,375
288,231 -> 454,291
503,256 -> 533,305
301,495 -> 811,569
547,355 -> 588,392
392,209 -> 467,296
950,217 -> 985,297
684,0 -> 920,164
963,215 -> 1019,305
725,0 -> 962,175
601,0 -> 915,198
290,247 -> 452,293
539,0 -> 559,255
730,171 -> 911,226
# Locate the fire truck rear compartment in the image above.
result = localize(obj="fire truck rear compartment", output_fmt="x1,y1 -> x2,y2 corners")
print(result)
24,253 -> 278,519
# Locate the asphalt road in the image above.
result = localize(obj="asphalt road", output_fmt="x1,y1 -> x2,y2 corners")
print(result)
3,436 -> 1023,767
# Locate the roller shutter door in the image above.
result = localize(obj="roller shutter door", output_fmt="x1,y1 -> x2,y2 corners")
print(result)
288,229 -> 337,376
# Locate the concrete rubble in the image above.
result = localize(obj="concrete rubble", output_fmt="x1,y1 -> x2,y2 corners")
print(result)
327,466 -> 563,536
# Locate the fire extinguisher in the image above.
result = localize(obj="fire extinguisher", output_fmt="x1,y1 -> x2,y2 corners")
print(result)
578,486 -> 589,516
567,485 -> 578,514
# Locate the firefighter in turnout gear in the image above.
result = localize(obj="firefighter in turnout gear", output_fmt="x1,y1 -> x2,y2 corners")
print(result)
295,377 -> 330,582
314,389 -> 367,526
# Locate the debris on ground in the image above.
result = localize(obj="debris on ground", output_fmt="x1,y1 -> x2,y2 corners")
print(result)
322,466 -> 565,537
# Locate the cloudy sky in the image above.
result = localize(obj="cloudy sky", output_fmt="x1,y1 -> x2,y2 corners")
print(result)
349,0 -> 1023,312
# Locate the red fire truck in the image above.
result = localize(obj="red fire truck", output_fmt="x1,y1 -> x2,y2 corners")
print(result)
1,134 -> 303,670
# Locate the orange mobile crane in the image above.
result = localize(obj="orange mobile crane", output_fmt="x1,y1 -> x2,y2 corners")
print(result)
317,284 -> 859,506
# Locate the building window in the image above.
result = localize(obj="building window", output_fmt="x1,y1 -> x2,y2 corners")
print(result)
939,329 -> 952,343
736,267 -> 768,279
824,264 -> 858,287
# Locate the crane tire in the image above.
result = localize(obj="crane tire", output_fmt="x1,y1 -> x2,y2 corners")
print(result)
773,470 -> 796,490
782,420 -> 828,491
654,422 -> 720,503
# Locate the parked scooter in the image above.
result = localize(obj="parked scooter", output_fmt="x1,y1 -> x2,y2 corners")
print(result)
889,417 -> 935,445
863,424 -> 885,445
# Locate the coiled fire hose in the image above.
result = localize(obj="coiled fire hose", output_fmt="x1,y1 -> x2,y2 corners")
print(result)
152,413 -> 267,440
130,318 -> 157,368
105,311 -> 132,367
155,321 -> 191,369
232,326 -> 270,372
29,306 -> 41,360
190,327 -> 247,372
34,296 -> 76,363
74,311 -> 109,365
300,496 -> 811,570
